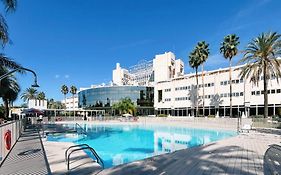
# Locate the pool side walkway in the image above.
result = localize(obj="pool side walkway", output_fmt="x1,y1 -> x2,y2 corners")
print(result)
101,129 -> 281,175
0,127 -> 51,175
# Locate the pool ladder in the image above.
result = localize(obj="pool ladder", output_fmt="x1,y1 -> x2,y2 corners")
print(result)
75,123 -> 87,136
65,144 -> 104,171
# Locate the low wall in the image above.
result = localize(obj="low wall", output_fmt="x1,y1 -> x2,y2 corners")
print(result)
0,120 -> 23,166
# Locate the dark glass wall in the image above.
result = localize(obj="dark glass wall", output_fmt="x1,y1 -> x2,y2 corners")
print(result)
78,86 -> 154,108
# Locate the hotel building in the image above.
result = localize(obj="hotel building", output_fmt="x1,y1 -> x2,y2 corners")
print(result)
78,51 -> 281,117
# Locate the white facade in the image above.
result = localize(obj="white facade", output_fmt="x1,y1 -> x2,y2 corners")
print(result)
112,63 -> 132,86
154,63 -> 281,117
61,95 -> 79,110
28,99 -> 47,110
153,52 -> 184,83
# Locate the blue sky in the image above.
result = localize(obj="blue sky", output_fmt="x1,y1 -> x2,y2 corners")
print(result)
2,0 -> 281,104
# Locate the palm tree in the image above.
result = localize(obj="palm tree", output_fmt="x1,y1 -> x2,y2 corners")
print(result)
220,34 -> 240,117
70,85 -> 77,110
70,85 -> 77,119
195,41 -> 210,116
61,85 -> 69,106
0,67 -> 20,118
113,97 -> 136,115
21,87 -> 38,102
189,49 -> 201,117
0,0 -> 20,69
239,32 -> 281,118
37,92 -> 45,100
37,91 -> 46,106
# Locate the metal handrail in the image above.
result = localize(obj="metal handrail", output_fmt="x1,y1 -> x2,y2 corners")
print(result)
75,123 -> 87,135
66,146 -> 104,170
65,144 -> 90,162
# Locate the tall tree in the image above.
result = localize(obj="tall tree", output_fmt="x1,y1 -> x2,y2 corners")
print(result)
0,0 -> 20,68
195,41 -> 210,116
37,91 -> 46,106
0,68 -> 20,118
21,87 -> 38,102
70,85 -> 77,110
189,49 -> 201,117
61,85 -> 69,116
220,34 -> 240,117
37,91 -> 45,100
239,32 -> 281,118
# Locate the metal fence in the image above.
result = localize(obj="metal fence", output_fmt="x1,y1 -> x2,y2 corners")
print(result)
0,120 -> 23,166
252,118 -> 281,129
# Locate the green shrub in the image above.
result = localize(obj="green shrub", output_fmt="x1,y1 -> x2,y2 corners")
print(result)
254,115 -> 264,118
208,115 -> 215,118
158,114 -> 167,117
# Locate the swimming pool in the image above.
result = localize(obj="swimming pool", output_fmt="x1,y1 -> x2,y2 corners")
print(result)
47,123 -> 236,168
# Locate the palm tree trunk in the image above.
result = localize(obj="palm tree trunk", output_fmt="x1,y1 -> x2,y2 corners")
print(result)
229,59 -> 232,118
4,99 -> 9,119
73,94 -> 75,121
64,94 -> 66,117
196,68 -> 199,118
202,64 -> 205,117
263,64 -> 268,118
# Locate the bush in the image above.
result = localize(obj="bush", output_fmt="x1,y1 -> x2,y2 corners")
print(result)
158,114 -> 167,117
254,115 -> 264,118
208,115 -> 215,118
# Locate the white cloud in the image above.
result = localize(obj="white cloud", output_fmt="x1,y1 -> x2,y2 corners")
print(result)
64,75 -> 70,79
55,74 -> 60,79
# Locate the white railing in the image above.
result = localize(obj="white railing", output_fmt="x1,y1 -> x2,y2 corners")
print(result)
0,120 -> 23,166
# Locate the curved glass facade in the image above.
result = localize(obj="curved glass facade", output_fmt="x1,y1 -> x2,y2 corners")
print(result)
78,86 -> 154,109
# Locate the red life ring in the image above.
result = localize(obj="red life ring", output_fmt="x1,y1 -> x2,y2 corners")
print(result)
4,130 -> 11,150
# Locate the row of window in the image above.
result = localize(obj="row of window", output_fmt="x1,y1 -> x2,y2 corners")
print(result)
220,92 -> 244,98
165,88 -> 171,92
175,83 -> 215,91
251,89 -> 281,95
171,92 -> 244,102
220,79 -> 243,86
165,98 -> 171,102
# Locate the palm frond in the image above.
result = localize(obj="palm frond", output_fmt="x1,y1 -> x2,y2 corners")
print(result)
1,0 -> 16,12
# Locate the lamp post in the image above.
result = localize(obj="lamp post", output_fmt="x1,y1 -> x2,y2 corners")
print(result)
0,67 -> 39,87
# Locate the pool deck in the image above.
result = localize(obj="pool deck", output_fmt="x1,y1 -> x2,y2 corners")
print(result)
0,127 -> 51,175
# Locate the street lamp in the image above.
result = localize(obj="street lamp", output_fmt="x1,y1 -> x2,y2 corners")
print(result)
0,67 -> 39,87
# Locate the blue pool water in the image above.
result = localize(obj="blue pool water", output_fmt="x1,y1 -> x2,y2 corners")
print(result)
47,124 -> 236,168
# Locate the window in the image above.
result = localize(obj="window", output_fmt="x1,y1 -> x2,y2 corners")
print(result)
211,83 -> 214,86
236,92 -> 239,97
236,80 -> 239,84
208,83 -> 211,87
165,98 -> 171,102
251,91 -> 255,95
165,88 -> 171,92
257,91 -> 260,95
271,89 -> 275,94
220,82 -> 223,85
240,79 -> 244,83
220,94 -> 223,97
158,90 -> 163,102
261,90 -> 264,94
277,89 -> 281,93
240,92 -> 244,96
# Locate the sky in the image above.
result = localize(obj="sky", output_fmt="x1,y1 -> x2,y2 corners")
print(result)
1,0 -> 281,104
